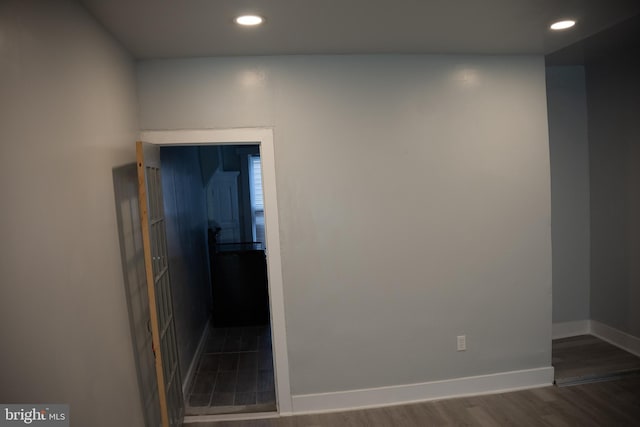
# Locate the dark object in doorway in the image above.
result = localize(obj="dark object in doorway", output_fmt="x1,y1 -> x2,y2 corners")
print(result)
209,229 -> 270,327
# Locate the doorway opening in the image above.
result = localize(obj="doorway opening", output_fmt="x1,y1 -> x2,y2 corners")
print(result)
140,129 -> 292,422
161,143 -> 275,415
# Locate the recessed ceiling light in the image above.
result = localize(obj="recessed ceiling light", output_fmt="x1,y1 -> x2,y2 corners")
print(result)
235,15 -> 264,26
550,20 -> 576,31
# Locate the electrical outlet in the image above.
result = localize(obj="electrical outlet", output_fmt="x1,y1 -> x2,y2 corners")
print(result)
457,335 -> 466,351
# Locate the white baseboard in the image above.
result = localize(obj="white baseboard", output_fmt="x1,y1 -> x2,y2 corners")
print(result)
291,367 -> 554,415
552,320 -> 591,339
590,320 -> 640,358
182,320 -> 211,396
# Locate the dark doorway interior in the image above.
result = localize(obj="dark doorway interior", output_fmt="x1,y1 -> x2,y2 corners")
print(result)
208,236 -> 270,327
159,144 -> 276,416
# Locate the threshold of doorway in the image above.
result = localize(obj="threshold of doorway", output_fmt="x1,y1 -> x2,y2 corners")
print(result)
185,402 -> 276,416
183,410 -> 279,424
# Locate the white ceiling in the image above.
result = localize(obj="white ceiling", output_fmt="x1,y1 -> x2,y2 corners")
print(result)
81,0 -> 640,59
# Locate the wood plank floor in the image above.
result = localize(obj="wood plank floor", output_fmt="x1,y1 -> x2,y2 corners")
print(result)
190,376 -> 640,426
553,335 -> 640,385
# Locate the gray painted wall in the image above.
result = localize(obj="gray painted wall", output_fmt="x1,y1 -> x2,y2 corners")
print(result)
546,66 -> 591,324
587,51 -> 640,337
137,55 -> 553,395
160,146 -> 211,382
0,1 -> 143,425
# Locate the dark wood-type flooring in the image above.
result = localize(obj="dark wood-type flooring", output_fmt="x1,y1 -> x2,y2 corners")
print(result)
189,335 -> 640,425
191,376 -> 640,426
186,325 -> 276,416
553,335 -> 640,385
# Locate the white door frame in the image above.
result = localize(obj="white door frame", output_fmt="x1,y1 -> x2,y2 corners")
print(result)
140,128 -> 293,415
